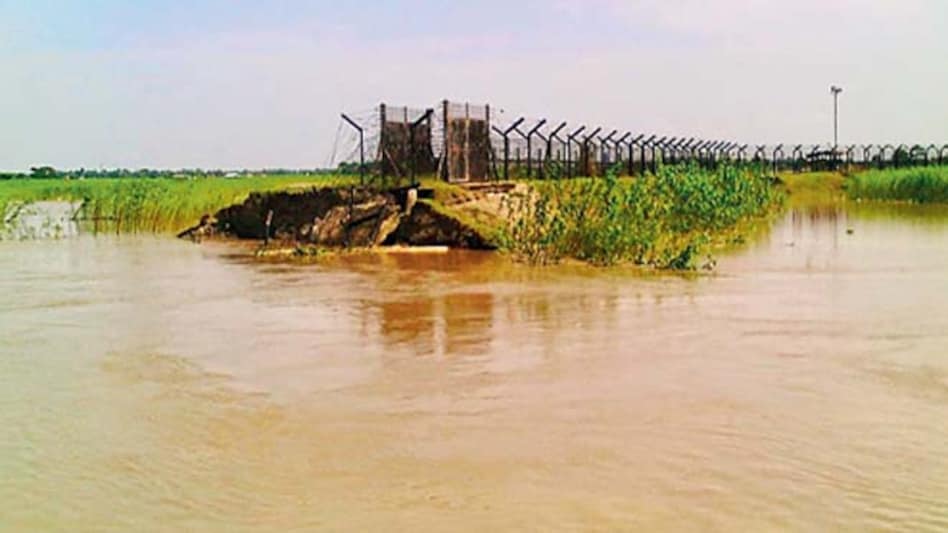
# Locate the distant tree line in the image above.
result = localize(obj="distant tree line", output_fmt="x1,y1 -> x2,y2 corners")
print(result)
0,160 -> 384,180
0,167 -> 340,180
335,161 -> 383,175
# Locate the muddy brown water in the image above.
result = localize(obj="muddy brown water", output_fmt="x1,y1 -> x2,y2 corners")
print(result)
1,203 -> 947,531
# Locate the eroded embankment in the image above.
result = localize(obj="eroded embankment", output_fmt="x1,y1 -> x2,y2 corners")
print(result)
179,165 -> 787,269
179,186 -> 501,250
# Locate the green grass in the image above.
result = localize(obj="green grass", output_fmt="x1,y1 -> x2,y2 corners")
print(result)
417,178 -> 508,247
777,171 -> 847,207
846,166 -> 948,204
0,174 -> 357,233
500,163 -> 784,268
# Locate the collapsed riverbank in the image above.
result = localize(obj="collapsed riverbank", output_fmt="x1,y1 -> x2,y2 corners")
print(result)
177,164 -> 785,269
179,184 -> 499,250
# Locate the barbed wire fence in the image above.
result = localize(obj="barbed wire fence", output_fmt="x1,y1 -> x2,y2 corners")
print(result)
329,101 -> 948,187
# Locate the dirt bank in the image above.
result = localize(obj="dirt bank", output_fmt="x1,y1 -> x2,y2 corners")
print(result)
179,185 -> 504,250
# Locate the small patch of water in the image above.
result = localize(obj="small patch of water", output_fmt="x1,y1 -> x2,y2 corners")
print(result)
1,201 -> 82,240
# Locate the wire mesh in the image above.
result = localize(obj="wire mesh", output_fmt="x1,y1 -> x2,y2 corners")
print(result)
332,102 -> 945,180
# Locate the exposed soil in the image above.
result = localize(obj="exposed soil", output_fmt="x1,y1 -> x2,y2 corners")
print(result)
384,202 -> 493,249
179,185 -> 502,250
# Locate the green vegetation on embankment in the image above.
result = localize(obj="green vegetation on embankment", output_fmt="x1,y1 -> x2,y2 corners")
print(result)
2,167 -> 789,270
777,171 -> 847,207
417,179 -> 508,247
500,164 -> 784,268
0,175 -> 357,232
846,166 -> 948,204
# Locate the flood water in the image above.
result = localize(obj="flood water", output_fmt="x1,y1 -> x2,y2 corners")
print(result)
1,203 -> 947,531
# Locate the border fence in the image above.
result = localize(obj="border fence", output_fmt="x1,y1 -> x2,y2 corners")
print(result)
331,100 -> 948,186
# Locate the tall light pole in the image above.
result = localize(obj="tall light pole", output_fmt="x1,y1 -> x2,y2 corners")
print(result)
830,85 -> 843,150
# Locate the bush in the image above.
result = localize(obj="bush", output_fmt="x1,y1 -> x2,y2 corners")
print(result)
501,163 -> 783,268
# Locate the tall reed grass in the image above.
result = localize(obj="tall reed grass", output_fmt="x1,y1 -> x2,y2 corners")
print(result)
0,175 -> 356,233
847,166 -> 948,204
501,164 -> 783,268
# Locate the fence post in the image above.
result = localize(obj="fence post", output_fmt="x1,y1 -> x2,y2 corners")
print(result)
693,139 -> 703,163
726,142 -> 739,162
379,103 -> 387,185
661,137 -> 677,165
512,127 -> 527,178
669,138 -> 682,165
597,130 -> 617,174
772,144 -> 784,175
754,145 -> 767,170
700,140 -> 712,166
791,145 -> 802,172
641,135 -> 657,176
681,139 -> 697,165
710,141 -> 722,167
614,133 -> 631,174
655,136 -> 669,173
628,134 -> 644,176
679,138 -> 690,165
340,113 -> 365,187
692,140 -> 704,167
502,131 -> 510,180
526,120 -> 547,178
566,126 -> 586,179
693,140 -> 706,168
582,127 -> 602,177
485,104 -> 491,179
546,122 -> 567,178
491,117 -> 525,181
682,139 -> 694,163
546,122 -> 567,158
675,138 -> 691,165
407,109 -> 432,188
440,100 -> 449,181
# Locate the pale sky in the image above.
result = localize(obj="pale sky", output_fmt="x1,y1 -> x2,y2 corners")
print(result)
1,0 -> 946,171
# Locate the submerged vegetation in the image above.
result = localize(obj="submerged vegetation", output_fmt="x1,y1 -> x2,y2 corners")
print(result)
846,166 -> 948,204
500,164 -> 784,268
0,175 -> 357,233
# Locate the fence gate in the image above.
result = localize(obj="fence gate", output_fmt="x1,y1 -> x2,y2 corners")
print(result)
441,101 -> 491,182
379,104 -> 436,179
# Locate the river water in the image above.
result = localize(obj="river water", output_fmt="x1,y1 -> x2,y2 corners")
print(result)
1,204 -> 946,531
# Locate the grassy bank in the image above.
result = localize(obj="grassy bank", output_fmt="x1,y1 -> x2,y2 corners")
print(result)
846,166 -> 948,204
501,164 -> 784,268
0,175 -> 356,233
3,169 -> 788,270
777,171 -> 847,207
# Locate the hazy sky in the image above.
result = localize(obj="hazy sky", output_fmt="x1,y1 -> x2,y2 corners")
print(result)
1,0 -> 946,170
